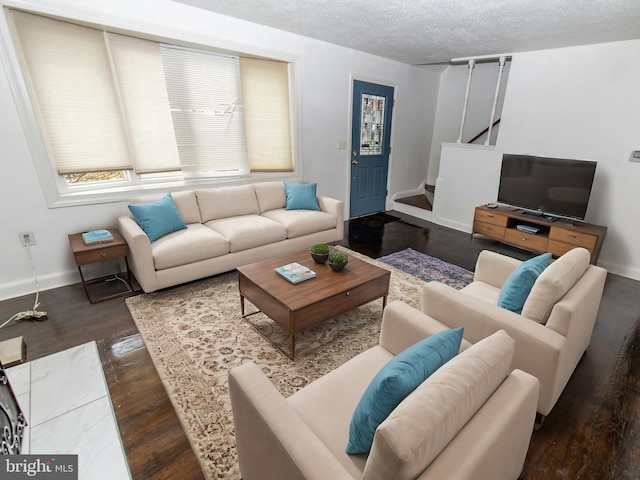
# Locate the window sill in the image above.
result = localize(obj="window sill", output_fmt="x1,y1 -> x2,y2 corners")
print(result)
47,172 -> 300,208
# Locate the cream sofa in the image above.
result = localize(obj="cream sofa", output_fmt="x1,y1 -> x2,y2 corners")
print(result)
229,301 -> 540,480
420,247 -> 607,420
117,182 -> 343,293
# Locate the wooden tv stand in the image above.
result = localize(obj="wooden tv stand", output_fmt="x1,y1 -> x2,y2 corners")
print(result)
472,205 -> 607,264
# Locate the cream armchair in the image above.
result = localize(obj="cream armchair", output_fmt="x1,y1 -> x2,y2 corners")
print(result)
420,247 -> 607,422
229,301 -> 539,480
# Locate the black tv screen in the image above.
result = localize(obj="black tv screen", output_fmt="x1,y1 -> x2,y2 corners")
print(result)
497,154 -> 597,220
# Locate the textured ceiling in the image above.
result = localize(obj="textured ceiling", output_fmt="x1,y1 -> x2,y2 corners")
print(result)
174,0 -> 640,65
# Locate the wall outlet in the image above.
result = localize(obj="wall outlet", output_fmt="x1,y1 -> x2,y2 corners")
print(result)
18,232 -> 36,247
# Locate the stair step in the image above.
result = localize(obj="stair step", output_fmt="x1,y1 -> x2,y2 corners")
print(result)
395,194 -> 432,211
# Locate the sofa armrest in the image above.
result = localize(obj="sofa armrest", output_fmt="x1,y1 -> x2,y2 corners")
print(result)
379,301 -> 472,355
117,215 -> 157,293
317,195 -> 344,241
421,282 -> 565,415
229,362 -> 354,480
473,250 -> 522,288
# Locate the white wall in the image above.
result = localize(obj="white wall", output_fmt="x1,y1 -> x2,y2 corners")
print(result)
433,39 -> 640,280
0,0 -> 439,300
386,66 -> 441,202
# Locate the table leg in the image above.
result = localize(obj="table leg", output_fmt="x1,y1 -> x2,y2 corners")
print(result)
240,294 -> 245,316
382,294 -> 387,310
290,333 -> 296,361
77,265 -> 93,304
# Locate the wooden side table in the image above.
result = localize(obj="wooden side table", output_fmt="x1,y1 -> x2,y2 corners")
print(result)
68,229 -> 134,304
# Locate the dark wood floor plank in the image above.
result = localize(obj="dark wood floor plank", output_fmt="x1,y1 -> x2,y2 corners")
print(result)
0,212 -> 638,479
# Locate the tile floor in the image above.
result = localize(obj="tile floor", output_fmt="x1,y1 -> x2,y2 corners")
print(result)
6,341 -> 131,479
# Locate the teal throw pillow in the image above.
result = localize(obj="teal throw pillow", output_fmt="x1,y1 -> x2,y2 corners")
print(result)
128,193 -> 187,242
284,181 -> 320,211
345,327 -> 464,454
497,252 -> 552,312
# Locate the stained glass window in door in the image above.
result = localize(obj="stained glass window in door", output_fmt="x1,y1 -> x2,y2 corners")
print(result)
359,94 -> 385,155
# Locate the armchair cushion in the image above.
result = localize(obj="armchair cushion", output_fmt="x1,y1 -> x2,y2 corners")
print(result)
522,247 -> 591,323
346,327 -> 463,454
497,252 -> 551,313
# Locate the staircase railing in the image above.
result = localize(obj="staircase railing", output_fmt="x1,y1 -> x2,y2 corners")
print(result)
455,55 -> 509,146
467,118 -> 501,144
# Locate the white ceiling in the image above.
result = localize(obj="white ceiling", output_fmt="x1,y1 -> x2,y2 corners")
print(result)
174,0 -> 640,65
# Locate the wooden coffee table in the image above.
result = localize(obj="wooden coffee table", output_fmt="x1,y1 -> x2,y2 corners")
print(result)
237,249 -> 391,359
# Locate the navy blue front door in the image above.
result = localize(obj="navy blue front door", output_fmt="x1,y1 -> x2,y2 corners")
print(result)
350,80 -> 394,217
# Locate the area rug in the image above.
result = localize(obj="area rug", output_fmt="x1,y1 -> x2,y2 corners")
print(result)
124,247 -> 468,479
378,247 -> 473,289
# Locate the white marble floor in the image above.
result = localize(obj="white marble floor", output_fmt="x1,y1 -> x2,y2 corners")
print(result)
6,341 -> 131,479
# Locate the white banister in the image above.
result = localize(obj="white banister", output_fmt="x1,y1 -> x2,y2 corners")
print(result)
456,59 -> 475,143
485,56 -> 506,145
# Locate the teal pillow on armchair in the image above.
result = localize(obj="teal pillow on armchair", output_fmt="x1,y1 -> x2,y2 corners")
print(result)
497,252 -> 552,312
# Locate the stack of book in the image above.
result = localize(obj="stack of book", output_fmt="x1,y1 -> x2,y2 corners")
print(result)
82,230 -> 114,245
275,262 -> 316,284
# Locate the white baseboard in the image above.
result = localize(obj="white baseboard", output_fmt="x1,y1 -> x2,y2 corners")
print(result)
596,260 -> 640,283
0,270 -> 79,302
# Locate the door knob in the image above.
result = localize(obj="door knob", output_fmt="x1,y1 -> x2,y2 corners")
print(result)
352,150 -> 357,156
352,160 -> 358,165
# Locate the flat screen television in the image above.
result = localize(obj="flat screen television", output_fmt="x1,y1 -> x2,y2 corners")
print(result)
497,154 -> 597,221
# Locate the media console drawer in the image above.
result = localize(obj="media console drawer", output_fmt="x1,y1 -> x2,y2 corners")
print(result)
472,220 -> 505,240
504,228 -> 548,253
474,209 -> 508,227
549,228 -> 597,250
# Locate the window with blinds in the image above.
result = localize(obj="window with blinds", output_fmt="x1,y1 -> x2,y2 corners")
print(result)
9,9 -> 293,187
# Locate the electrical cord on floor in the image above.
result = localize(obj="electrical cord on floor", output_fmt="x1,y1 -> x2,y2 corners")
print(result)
105,260 -> 131,290
0,238 -> 47,329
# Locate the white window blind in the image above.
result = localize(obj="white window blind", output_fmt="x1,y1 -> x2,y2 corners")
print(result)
106,33 -> 181,174
240,57 -> 293,172
12,10 -> 131,174
161,46 -> 250,178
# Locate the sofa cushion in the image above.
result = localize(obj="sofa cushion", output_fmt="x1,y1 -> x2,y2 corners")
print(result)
346,328 -> 464,454
196,185 -> 260,222
262,209 -> 337,238
206,215 -> 287,253
128,193 -> 187,242
253,181 -> 287,213
522,247 -> 591,324
363,329 -> 515,480
284,181 -> 321,211
170,190 -> 202,224
497,252 -> 551,313
151,224 -> 229,270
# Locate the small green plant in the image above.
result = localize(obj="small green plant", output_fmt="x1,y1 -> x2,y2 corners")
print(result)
310,243 -> 330,254
328,250 -> 348,264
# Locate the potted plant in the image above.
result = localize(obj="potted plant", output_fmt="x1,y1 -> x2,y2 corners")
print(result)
310,243 -> 330,264
328,250 -> 348,271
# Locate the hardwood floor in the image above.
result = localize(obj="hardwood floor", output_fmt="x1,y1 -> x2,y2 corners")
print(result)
1,211 -> 638,479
